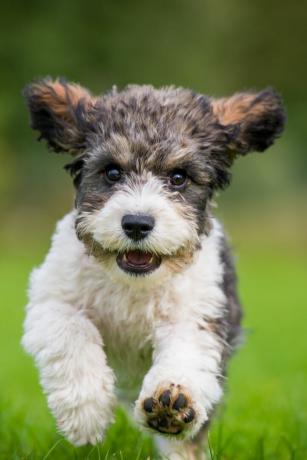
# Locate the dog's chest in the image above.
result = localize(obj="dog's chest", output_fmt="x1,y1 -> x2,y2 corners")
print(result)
83,277 -> 161,396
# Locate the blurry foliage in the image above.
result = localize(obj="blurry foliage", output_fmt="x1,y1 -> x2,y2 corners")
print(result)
0,0 -> 306,239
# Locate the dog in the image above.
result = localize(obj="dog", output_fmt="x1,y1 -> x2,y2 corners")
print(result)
22,78 -> 285,459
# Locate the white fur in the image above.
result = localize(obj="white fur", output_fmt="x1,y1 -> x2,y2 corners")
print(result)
22,207 -> 227,454
78,173 -> 199,276
156,436 -> 207,460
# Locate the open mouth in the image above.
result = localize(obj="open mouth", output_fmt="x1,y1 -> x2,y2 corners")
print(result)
116,250 -> 161,275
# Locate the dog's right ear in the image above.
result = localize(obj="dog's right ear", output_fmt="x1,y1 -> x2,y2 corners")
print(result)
23,78 -> 95,155
211,88 -> 286,157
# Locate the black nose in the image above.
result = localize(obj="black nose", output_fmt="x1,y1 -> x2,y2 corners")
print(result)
121,214 -> 155,241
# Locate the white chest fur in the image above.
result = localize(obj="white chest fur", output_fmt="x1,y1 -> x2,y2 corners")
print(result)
27,211 -> 225,397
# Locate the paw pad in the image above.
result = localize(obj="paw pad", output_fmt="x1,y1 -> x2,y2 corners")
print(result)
142,384 -> 196,435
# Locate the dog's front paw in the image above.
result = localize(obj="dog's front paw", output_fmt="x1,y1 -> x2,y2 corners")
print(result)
48,381 -> 115,446
55,400 -> 110,446
138,383 -> 198,437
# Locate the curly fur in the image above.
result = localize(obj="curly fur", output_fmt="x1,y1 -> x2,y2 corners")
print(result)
22,78 -> 285,459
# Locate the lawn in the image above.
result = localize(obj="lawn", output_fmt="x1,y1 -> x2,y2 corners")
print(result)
0,237 -> 306,459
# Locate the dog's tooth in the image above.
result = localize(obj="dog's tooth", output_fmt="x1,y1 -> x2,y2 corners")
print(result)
123,253 -> 127,262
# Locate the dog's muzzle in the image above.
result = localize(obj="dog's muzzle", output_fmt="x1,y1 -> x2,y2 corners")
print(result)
117,214 -> 161,275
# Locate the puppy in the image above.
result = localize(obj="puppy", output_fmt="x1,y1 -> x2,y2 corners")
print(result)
22,79 -> 285,459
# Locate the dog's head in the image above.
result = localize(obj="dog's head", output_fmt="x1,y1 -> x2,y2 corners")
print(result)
24,79 -> 285,282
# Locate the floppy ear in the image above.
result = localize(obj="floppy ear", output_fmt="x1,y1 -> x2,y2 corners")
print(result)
211,88 -> 286,156
23,78 -> 95,155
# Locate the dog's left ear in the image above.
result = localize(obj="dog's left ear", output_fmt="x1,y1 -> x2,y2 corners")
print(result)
211,88 -> 286,157
23,78 -> 95,155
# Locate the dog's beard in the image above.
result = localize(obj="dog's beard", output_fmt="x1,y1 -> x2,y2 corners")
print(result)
78,231 -> 199,278
74,176 -> 202,278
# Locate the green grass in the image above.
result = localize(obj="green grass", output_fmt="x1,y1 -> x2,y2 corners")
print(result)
0,240 -> 306,459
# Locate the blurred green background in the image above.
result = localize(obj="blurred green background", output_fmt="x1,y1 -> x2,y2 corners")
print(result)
0,1 -> 306,458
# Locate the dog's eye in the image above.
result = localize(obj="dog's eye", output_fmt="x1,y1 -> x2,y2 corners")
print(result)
105,164 -> 122,183
169,169 -> 187,189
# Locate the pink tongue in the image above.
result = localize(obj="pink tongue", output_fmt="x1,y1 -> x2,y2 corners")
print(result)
126,250 -> 152,266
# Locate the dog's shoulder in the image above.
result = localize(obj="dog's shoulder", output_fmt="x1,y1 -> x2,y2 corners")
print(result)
28,211 -> 104,306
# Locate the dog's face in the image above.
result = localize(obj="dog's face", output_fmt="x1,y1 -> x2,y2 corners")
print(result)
24,79 -> 285,282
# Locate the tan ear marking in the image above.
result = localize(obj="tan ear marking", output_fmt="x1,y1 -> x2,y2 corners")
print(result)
212,93 -> 258,126
29,79 -> 93,122
211,89 -> 285,154
24,78 -> 95,154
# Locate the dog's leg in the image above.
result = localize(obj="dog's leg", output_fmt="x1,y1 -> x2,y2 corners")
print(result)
156,433 -> 207,460
22,300 -> 115,446
135,321 -> 223,448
